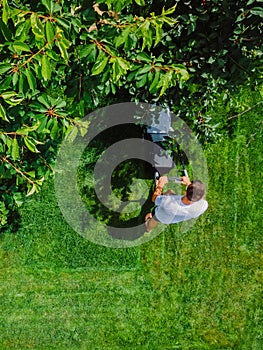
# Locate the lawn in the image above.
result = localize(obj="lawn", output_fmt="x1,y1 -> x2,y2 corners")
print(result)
0,85 -> 262,349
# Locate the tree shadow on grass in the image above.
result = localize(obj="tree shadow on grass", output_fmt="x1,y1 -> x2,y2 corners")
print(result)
78,124 -> 156,241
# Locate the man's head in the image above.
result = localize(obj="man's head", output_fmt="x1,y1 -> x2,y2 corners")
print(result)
186,180 -> 206,202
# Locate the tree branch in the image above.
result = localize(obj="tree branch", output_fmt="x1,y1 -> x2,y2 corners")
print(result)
227,100 -> 263,120
1,157 -> 35,184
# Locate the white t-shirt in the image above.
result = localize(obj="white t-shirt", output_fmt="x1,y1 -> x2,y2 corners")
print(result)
154,194 -> 208,224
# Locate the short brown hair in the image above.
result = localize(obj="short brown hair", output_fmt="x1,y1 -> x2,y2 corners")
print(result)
186,180 -> 206,202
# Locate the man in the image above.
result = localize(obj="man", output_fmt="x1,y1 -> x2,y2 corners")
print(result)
145,176 -> 208,232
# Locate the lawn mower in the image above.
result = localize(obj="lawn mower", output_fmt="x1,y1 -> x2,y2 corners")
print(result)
142,105 -> 189,184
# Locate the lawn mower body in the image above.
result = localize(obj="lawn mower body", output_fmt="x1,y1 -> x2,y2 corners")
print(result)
142,106 -> 175,176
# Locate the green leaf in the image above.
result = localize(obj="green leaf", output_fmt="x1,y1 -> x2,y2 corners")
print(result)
25,68 -> 37,90
2,0 -> 10,25
55,17 -> 71,29
0,18 -> 12,40
42,0 -> 52,12
136,65 -> 152,76
16,122 -> 41,135
46,49 -> 59,61
0,91 -> 17,100
162,5 -> 177,16
50,119 -> 60,139
250,7 -> 263,17
12,72 -> 19,87
91,52 -> 109,76
13,41 -> 31,52
135,73 -> 148,88
161,16 -> 178,26
65,125 -> 78,142
0,63 -> 12,74
136,52 -> 152,63
135,0 -> 145,5
37,94 -> 50,108
6,137 -> 12,152
56,40 -> 69,62
45,21 -> 55,44
31,13 -> 45,39
47,118 -> 54,131
0,88 -> 21,104
13,192 -> 24,207
0,103 -> 8,122
154,23 -> 163,47
78,100 -> 85,117
112,0 -> 127,12
111,82 -> 116,95
24,136 -> 40,153
171,64 -> 189,81
26,183 -> 37,197
18,73 -> 25,95
78,120 -> 90,137
139,20 -> 152,50
0,76 -> 12,90
124,32 -> 137,51
117,57 -> 130,70
26,170 -> 35,178
0,201 -> 8,227
79,44 -> 97,59
37,116 -> 48,133
149,69 -> 160,93
42,0 -> 61,13
11,138 -> 20,160
110,57 -> 121,82
41,55 -> 52,81
55,100 -> 66,109
157,70 -> 173,96
127,68 -> 138,81
30,101 -> 48,113
0,133 -> 7,143
56,29 -> 70,45
147,70 -> 154,85
16,19 -> 31,42
115,26 -> 130,47
1,91 -> 23,106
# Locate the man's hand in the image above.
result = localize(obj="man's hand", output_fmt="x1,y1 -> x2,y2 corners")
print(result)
156,176 -> 168,189
181,176 -> 191,186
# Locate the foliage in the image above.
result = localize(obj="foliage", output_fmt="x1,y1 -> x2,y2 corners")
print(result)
146,0 -> 263,143
0,0 -> 262,228
0,0 -> 188,228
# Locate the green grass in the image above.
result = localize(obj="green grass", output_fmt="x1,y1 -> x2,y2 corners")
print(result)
0,85 -> 262,349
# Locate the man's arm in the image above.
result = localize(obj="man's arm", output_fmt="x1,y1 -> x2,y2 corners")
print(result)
181,176 -> 191,187
151,176 -> 168,202
151,175 -> 192,203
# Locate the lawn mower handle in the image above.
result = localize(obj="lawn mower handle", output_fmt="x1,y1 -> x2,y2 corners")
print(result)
168,169 -> 188,183
155,171 -> 189,184
167,176 -> 183,183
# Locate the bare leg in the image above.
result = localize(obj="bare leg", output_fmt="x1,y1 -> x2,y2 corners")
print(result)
145,214 -> 159,232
